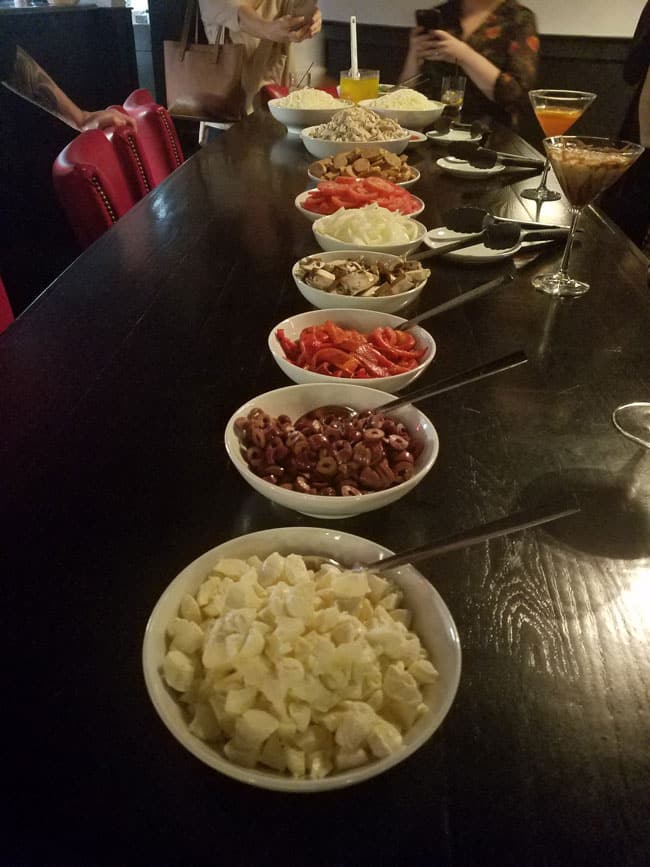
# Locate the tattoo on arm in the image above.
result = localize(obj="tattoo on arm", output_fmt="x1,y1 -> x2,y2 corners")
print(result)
9,46 -> 60,115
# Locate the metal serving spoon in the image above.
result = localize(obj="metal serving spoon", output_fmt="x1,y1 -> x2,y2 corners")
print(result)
303,502 -> 579,573
296,349 -> 527,425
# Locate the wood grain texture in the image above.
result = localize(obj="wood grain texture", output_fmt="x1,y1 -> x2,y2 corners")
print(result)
1,111 -> 649,867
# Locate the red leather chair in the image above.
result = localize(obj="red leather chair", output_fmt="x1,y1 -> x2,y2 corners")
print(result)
122,89 -> 184,187
0,275 -> 14,335
52,129 -> 139,250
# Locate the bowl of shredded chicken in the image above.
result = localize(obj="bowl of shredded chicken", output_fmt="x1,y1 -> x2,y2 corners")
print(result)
301,106 -> 411,158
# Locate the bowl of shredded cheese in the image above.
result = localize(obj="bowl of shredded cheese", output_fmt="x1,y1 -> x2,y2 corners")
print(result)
301,106 -> 410,158
360,89 -> 445,130
268,90 -> 354,135
143,526 -> 461,791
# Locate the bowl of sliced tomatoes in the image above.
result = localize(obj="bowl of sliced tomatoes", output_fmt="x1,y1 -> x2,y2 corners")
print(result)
268,308 -> 436,391
295,177 -> 425,223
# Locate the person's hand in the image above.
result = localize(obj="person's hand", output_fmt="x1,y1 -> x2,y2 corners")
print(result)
307,7 -> 322,38
407,26 -> 440,61
266,15 -> 312,43
420,29 -> 471,64
80,108 -> 136,131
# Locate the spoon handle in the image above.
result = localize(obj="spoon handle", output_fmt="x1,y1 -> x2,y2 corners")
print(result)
363,503 -> 579,573
376,349 -> 527,414
396,271 -> 515,331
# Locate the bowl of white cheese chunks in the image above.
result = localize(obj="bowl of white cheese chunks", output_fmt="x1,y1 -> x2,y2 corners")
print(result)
143,526 -> 461,791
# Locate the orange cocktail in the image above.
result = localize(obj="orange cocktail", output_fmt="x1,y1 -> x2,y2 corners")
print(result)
535,107 -> 584,137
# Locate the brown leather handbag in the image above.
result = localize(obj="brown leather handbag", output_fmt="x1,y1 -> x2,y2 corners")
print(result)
163,0 -> 246,123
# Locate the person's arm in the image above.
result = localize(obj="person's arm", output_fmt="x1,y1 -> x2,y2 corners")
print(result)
399,26 -> 439,83
199,0 -> 321,44
3,46 -> 134,131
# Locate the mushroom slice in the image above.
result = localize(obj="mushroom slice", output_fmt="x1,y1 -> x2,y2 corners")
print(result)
309,269 -> 338,291
339,272 -> 380,296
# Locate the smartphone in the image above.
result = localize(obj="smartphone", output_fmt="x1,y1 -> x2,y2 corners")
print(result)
415,8 -> 443,31
292,0 -> 317,19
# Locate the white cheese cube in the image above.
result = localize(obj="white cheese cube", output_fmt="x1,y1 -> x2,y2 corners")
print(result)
288,701 -> 311,732
260,732 -> 287,772
367,572 -> 391,603
383,662 -> 422,705
163,649 -> 196,693
179,594 -> 202,623
225,686 -> 258,716
331,570 -> 370,599
168,618 -> 204,655
335,748 -> 368,770
196,575 -> 221,607
367,719 -> 402,758
188,703 -> 221,741
223,739 -> 259,768
235,709 -> 279,748
285,583 -> 315,620
238,628 -> 265,659
283,553 -> 311,585
408,659 -> 439,684
214,558 -> 250,578
260,552 -> 285,587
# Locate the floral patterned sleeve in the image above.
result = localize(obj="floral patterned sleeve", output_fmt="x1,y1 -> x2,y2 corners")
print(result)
493,9 -> 539,112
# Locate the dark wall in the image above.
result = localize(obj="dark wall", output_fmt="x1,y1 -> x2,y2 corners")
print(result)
0,6 -> 138,315
323,21 -> 636,146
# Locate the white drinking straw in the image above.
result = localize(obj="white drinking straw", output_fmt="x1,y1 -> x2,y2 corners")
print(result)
350,15 -> 359,78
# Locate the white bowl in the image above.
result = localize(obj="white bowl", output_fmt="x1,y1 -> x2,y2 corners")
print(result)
268,98 -> 354,135
225,383 -> 439,518
268,307 -> 435,391
292,251 -> 429,314
295,190 -> 425,223
359,99 -> 445,131
308,166 -> 420,189
142,526 -> 461,792
301,125 -> 410,159
313,215 -> 427,256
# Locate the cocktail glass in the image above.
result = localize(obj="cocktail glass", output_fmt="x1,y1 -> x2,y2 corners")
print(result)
521,90 -> 596,203
612,403 -> 650,450
532,136 -> 644,297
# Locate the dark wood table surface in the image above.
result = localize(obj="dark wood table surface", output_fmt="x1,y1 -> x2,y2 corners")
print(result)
2,111 -> 649,867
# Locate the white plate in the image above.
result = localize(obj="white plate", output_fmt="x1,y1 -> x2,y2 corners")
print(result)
436,157 -> 505,179
296,190 -> 425,222
423,227 -> 521,263
426,128 -> 483,144
307,167 -> 421,188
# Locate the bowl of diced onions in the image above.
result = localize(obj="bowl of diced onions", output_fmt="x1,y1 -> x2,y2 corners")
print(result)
292,251 -> 430,314
313,204 -> 427,256
268,90 -> 354,135
143,526 -> 461,791
359,89 -> 445,131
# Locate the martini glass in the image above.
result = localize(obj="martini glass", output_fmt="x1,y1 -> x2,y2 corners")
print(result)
532,136 -> 644,297
612,403 -> 650,449
522,90 -> 596,203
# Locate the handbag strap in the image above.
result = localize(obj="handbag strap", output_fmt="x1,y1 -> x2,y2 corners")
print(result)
178,0 -> 223,64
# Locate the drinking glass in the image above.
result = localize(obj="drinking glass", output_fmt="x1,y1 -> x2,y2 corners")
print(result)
532,136 -> 644,297
440,74 -> 466,120
339,69 -> 380,103
612,403 -> 650,450
522,90 -> 596,203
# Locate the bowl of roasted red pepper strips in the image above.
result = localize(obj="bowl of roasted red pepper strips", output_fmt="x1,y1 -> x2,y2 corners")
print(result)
268,309 -> 436,392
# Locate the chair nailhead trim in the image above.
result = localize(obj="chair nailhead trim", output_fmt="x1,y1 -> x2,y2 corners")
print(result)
91,176 -> 117,223
126,134 -> 151,192
158,109 -> 182,167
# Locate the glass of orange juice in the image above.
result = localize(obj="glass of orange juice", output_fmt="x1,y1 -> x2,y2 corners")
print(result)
339,69 -> 380,103
522,89 -> 596,203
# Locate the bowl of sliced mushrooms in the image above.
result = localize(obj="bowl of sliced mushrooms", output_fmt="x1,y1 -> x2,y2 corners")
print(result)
292,251 -> 431,314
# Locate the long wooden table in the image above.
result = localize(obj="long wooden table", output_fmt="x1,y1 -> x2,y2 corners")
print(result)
2,111 -> 649,866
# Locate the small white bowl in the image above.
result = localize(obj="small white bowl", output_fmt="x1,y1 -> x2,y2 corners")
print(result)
225,383 -> 440,518
313,215 -> 427,256
268,97 -> 354,135
358,99 -> 445,131
142,526 -> 461,791
268,307 -> 435,391
292,250 -> 429,313
295,190 -> 425,223
308,166 -> 420,189
301,125 -> 410,159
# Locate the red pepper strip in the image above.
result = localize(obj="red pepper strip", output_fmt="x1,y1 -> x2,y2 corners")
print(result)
369,327 -> 425,362
352,343 -> 412,377
311,347 -> 360,374
276,328 -> 299,360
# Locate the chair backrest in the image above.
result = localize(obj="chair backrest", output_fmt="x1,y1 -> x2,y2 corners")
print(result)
122,90 -> 184,187
104,121 -> 155,199
0,274 -> 14,335
52,129 -> 139,250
